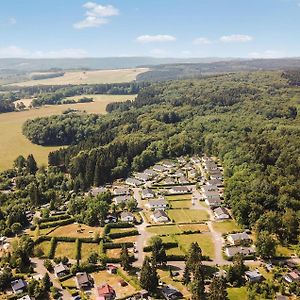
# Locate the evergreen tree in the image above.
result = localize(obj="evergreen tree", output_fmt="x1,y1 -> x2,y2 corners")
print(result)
187,242 -> 202,273
226,254 -> 247,286
150,236 -> 167,266
120,244 -> 131,271
26,154 -> 38,174
191,263 -> 205,300
42,272 -> 51,291
183,263 -> 191,285
140,256 -> 159,293
208,277 -> 228,300
14,155 -> 26,172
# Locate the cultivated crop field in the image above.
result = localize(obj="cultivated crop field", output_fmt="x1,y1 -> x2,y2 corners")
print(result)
11,68 -> 148,86
0,94 -> 135,170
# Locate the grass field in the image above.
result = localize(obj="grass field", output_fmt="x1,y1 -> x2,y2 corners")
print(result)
167,209 -> 209,223
166,194 -> 192,201
227,287 -> 248,300
212,220 -> 242,234
55,242 -> 76,259
10,68 -> 148,86
0,94 -> 135,170
178,223 -> 209,232
36,241 -> 51,256
147,225 -> 182,235
169,200 -> 192,209
81,243 -> 99,261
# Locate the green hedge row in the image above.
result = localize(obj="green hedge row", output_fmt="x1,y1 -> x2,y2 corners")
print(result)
166,254 -> 186,261
143,242 -> 178,252
104,242 -> 134,249
35,235 -> 100,244
48,237 -> 57,259
104,222 -> 134,234
108,230 -> 139,239
39,214 -> 70,224
39,218 -> 75,229
75,238 -> 81,261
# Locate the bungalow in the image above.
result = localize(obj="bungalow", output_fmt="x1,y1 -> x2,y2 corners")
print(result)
164,177 -> 176,185
245,270 -> 262,283
182,163 -> 193,171
162,160 -> 176,169
202,156 -> 213,163
210,173 -> 223,180
209,168 -> 222,176
96,284 -> 116,300
105,214 -> 117,224
54,262 -> 69,278
90,187 -> 107,197
161,285 -> 183,300
172,169 -> 185,178
283,270 -> 300,283
204,161 -> 218,171
113,187 -> 130,196
207,179 -> 223,187
213,207 -> 230,220
225,246 -> 255,258
141,188 -> 155,199
205,197 -> 222,208
190,156 -> 201,164
147,198 -> 168,210
202,185 -> 218,193
227,232 -> 251,246
11,279 -> 27,294
153,165 -> 166,173
120,212 -> 135,222
151,210 -> 169,223
188,169 -> 197,178
135,172 -> 151,182
144,169 -> 158,177
125,178 -> 143,187
178,177 -> 189,184
203,190 -> 220,201
113,195 -> 132,205
76,272 -> 93,290
169,186 -> 190,194
177,157 -> 187,164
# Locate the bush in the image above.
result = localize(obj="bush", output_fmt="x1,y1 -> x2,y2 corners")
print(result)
143,242 -> 178,252
39,218 -> 74,229
104,222 -> 134,235
108,230 -> 138,239
48,237 -> 57,259
166,255 -> 186,261
103,242 -> 134,249
75,238 -> 81,262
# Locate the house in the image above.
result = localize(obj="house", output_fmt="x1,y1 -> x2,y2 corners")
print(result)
144,169 -> 157,177
161,285 -> 183,300
54,262 -> 69,278
141,188 -> 155,199
113,187 -> 130,196
147,198 -> 168,210
182,163 -> 193,171
76,272 -> 93,289
107,264 -> 117,274
11,279 -> 27,294
153,165 -> 166,173
96,284 -> 116,300
204,161 -> 218,171
125,178 -> 143,187
275,296 -> 288,300
202,185 -> 218,193
225,246 -> 255,258
210,173 -> 223,180
172,169 -> 185,178
178,177 -> 189,184
213,207 -> 230,220
227,232 -> 251,246
245,270 -> 262,283
169,186 -> 190,194
105,214 -> 117,224
90,187 -> 107,197
120,212 -> 135,222
151,210 -> 169,223
17,296 -> 32,300
190,156 -> 201,164
207,179 -> 223,187
162,160 -> 176,169
139,290 -> 149,299
135,173 -> 150,182
283,270 -> 300,283
205,197 -> 222,207
188,169 -> 197,178
164,177 -> 176,185
113,195 -> 132,205
177,157 -> 187,164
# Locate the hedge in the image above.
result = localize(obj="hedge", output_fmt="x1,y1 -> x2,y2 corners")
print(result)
59,273 -> 73,282
104,222 -> 134,235
166,254 -> 186,261
39,218 -> 74,229
108,230 -> 139,239
39,214 -> 70,224
75,238 -> 81,261
34,235 -> 100,245
104,242 -> 134,249
48,237 -> 57,259
143,242 -> 178,252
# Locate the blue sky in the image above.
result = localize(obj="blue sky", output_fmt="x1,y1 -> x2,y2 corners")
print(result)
0,0 -> 300,58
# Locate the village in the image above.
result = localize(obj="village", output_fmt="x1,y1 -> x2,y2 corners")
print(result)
0,155 -> 299,300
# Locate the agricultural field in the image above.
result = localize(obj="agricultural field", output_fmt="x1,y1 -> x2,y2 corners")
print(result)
167,209 -> 209,223
11,68 -> 148,86
0,94 -> 135,170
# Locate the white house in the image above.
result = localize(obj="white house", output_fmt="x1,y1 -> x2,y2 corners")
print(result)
141,188 -> 155,199
125,178 -> 143,187
153,165 -> 166,173
162,160 -> 176,169
178,176 -> 189,184
151,210 -> 169,223
205,197 -> 222,207
213,207 -> 230,220
54,263 -> 69,278
245,270 -> 262,283
224,246 -> 255,258
120,212 -> 135,222
169,186 -> 190,194
227,232 -> 251,246
190,156 -> 201,164
147,198 -> 168,210
90,187 -> 107,197
144,169 -> 158,177
113,187 -> 130,196
113,195 -> 132,205
135,172 -> 151,182
11,279 -> 27,294
207,179 -> 223,187
164,177 -> 176,185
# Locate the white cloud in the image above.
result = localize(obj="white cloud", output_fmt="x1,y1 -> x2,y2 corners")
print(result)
220,34 -> 253,43
0,45 -> 88,58
248,50 -> 285,59
136,34 -> 176,43
74,2 -> 119,29
193,37 -> 212,45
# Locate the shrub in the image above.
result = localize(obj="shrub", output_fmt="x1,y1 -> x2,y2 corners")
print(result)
48,237 -> 57,259
108,230 -> 138,239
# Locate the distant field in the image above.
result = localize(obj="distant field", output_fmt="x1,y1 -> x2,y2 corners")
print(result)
0,94 -> 135,170
11,68 -> 148,86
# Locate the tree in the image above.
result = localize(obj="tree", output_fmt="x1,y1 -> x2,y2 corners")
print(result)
255,231 -> 276,258
88,252 -> 99,264
208,277 -> 228,300
11,222 -> 22,235
14,155 -> 26,172
42,272 -> 52,291
26,154 -> 38,174
187,242 -> 202,273
126,198 -> 138,212
120,244 -> 131,271
140,256 -> 159,293
226,254 -> 247,286
150,236 -> 167,266
182,263 -> 191,285
43,259 -> 53,272
191,263 -> 205,300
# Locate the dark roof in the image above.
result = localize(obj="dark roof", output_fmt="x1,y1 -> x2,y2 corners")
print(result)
11,279 -> 26,292
76,272 -> 91,285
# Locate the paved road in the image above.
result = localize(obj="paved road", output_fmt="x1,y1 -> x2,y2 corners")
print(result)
31,257 -> 72,299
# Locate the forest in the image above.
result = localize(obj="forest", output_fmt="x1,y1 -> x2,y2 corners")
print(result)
12,70 -> 300,245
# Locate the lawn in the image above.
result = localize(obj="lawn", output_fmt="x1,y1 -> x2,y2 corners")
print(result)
175,233 -> 215,258
276,244 -> 296,257
110,227 -> 135,234
227,287 -> 248,300
169,200 -> 192,209
55,242 -> 76,259
166,247 -> 185,256
0,94 -> 136,170
35,241 -> 51,256
92,270 -> 137,299
166,194 -> 192,201
178,223 -> 209,232
212,220 -> 242,234
147,225 -> 181,235
48,223 -> 103,238
11,68 -> 148,86
167,209 -> 209,223
106,248 -> 122,258
112,236 -> 137,244
80,243 -> 99,261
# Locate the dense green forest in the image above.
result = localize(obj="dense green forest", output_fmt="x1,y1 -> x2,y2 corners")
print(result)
15,70 -> 300,244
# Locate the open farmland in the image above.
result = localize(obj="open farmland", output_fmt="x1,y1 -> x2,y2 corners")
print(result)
0,94 -> 136,170
10,68 -> 148,86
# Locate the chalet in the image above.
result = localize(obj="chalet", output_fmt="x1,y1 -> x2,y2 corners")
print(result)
202,156 -> 212,163
113,188 -> 130,196
169,186 -> 190,194
213,207 -> 230,220
225,246 -> 255,258
125,178 -> 143,187
207,179 -> 223,187
147,198 -> 168,210
204,161 -> 218,171
135,172 -> 150,182
11,279 -> 27,294
152,210 -> 169,223
144,169 -> 157,177
90,187 -> 107,197
245,270 -> 262,283
164,177 -> 176,185
76,272 -> 93,289
113,195 -> 132,205
161,285 -> 183,300
153,165 -> 166,173
178,177 -> 189,184
227,232 -> 251,246
141,188 -> 155,199
209,168 -> 222,176
54,262 -> 69,278
96,284 -> 116,300
120,212 -> 135,222
162,160 -> 176,169
283,270 -> 300,283
107,264 -> 117,274
205,197 -> 222,207
188,169 -> 197,178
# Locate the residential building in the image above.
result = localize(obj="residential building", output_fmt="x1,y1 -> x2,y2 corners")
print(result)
120,212 -> 135,222
205,197 -> 222,207
125,178 -> 143,187
213,207 -> 230,220
227,232 -> 251,246
113,187 -> 130,196
161,285 -> 183,300
96,284 -> 116,300
151,210 -> 169,223
190,156 -> 201,164
17,296 -> 32,300
162,160 -> 176,169
90,187 -> 107,197
207,179 -> 223,187
11,279 -> 27,294
76,272 -> 93,289
113,195 -> 132,205
147,198 -> 168,210
144,169 -> 157,177
224,246 -> 255,258
245,270 -> 262,283
169,186 -> 190,194
107,265 -> 117,274
283,270 -> 300,283
135,172 -> 150,182
141,188 -> 155,199
54,262 -> 69,278
178,176 -> 189,184
153,165 -> 166,173
164,177 -> 176,185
